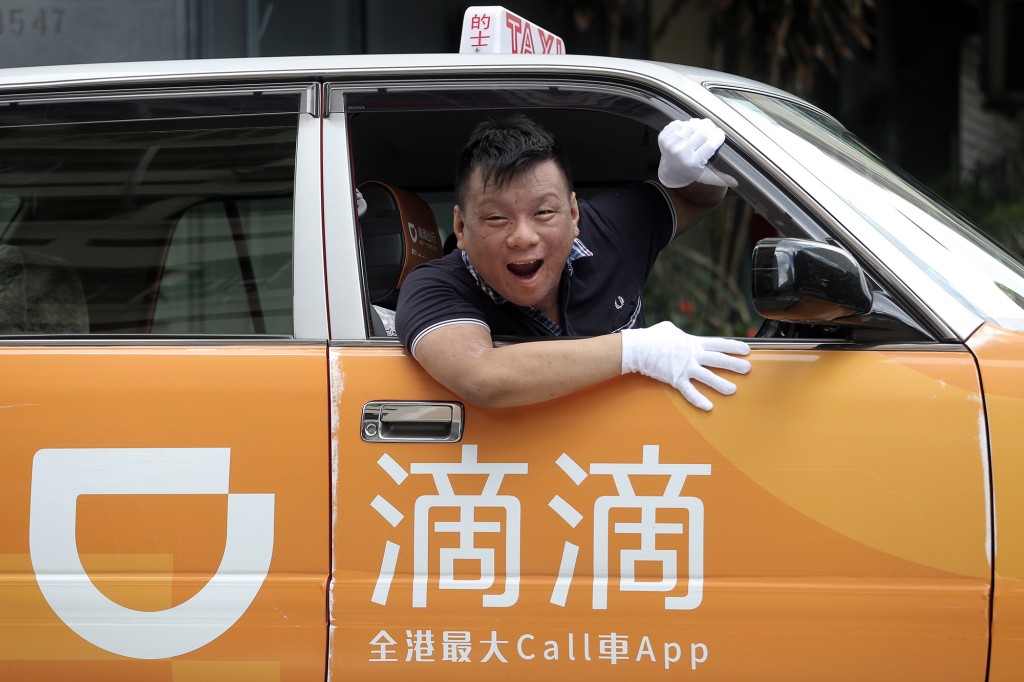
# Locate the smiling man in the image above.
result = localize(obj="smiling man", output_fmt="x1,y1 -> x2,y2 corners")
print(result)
395,115 -> 751,409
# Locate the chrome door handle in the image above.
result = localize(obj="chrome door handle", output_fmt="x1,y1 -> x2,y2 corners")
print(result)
361,401 -> 463,443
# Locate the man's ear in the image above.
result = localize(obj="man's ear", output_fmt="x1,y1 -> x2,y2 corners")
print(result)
453,205 -> 466,249
570,192 -> 580,236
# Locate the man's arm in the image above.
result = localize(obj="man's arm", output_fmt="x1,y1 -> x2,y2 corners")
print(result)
413,323 -> 622,408
663,181 -> 728,236
656,118 -> 735,236
412,321 -> 750,410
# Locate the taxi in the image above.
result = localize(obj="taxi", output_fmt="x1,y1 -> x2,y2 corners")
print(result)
2,6 -> 1023,681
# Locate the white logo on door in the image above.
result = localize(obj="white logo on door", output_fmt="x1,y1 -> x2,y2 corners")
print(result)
29,448 -> 275,659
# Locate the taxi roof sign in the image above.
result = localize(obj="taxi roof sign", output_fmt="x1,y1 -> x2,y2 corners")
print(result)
459,6 -> 565,55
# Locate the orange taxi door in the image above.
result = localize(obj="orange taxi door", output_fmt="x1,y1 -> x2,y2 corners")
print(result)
969,323 -> 1024,682
330,343 -> 989,681
0,345 -> 329,681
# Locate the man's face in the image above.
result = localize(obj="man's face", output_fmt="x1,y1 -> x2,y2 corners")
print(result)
454,159 -> 580,320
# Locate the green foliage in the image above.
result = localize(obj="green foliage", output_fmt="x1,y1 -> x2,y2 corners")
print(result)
939,126 -> 1024,261
983,201 -> 1024,251
644,195 -> 763,337
970,200 -> 1024,259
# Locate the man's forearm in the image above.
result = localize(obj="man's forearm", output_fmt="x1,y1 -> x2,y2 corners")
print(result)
419,332 -> 623,408
663,181 -> 728,237
413,319 -> 750,411
673,181 -> 727,208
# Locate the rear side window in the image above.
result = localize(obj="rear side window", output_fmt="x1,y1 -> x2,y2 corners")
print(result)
0,193 -> 20,232
152,197 -> 293,335
0,87 -> 302,336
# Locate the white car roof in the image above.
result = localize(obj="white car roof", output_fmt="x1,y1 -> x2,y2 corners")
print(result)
0,53 -> 793,98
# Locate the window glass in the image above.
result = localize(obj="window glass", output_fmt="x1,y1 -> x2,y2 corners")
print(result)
643,193 -> 767,338
0,194 -> 20,233
717,88 -> 1024,332
151,198 -> 292,334
0,95 -> 299,336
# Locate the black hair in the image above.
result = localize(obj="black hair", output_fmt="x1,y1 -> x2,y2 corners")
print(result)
454,114 -> 573,207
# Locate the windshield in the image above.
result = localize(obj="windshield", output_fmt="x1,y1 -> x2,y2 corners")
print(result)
715,88 -> 1024,332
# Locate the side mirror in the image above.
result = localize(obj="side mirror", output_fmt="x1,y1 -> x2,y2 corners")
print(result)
752,238 -> 872,323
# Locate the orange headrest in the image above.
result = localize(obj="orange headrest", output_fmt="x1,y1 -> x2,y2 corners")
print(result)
358,181 -> 443,306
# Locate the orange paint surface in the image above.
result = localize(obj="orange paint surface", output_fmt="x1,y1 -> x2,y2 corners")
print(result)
0,338 -> 1001,680
0,346 -> 329,681
967,324 -> 1024,681
330,345 -> 989,681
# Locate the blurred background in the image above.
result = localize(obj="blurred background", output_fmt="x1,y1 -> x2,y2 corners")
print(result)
1,0 -> 1021,253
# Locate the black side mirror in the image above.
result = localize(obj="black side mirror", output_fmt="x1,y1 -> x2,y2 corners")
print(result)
751,237 -> 932,340
752,238 -> 872,323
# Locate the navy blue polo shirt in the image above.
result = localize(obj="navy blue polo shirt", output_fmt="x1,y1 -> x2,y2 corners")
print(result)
395,181 -> 675,357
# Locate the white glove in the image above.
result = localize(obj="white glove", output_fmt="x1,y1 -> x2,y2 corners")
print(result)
657,119 -> 736,188
355,188 -> 367,217
621,321 -> 751,411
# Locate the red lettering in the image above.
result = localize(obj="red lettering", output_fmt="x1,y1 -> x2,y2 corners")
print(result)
539,29 -> 564,54
521,21 -> 535,54
539,30 -> 553,54
470,30 -> 490,48
505,14 -> 523,53
470,13 -> 491,30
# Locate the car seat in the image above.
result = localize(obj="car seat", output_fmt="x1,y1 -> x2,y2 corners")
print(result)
358,181 -> 443,336
0,244 -> 89,334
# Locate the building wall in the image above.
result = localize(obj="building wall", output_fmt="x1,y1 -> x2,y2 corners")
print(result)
0,0 -> 193,67
961,34 -> 1024,184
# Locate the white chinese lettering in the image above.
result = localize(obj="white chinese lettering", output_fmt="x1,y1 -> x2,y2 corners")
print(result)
405,629 -> 435,662
480,630 -> 510,663
549,445 -> 711,610
598,632 -> 629,664
442,630 -> 473,662
371,445 -> 528,608
369,629 -> 398,662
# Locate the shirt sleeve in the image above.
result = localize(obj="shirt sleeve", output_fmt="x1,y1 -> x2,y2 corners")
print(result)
584,181 -> 675,275
395,258 -> 491,357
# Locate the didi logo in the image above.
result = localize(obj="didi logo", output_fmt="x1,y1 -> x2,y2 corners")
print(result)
29,448 -> 274,659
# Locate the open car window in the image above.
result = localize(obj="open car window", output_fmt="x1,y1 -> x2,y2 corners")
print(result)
341,80 -> 834,340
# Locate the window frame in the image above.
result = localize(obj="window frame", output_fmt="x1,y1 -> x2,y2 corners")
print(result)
0,82 -> 327,342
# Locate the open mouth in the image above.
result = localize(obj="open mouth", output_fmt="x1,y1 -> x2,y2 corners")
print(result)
507,260 -> 543,279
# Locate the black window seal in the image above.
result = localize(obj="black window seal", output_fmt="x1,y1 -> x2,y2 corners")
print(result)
0,83 -> 318,128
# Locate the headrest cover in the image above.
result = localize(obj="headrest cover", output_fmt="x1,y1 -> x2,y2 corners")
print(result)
0,244 -> 89,334
359,181 -> 443,305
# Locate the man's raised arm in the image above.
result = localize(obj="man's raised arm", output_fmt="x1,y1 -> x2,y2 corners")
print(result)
656,118 -> 735,236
